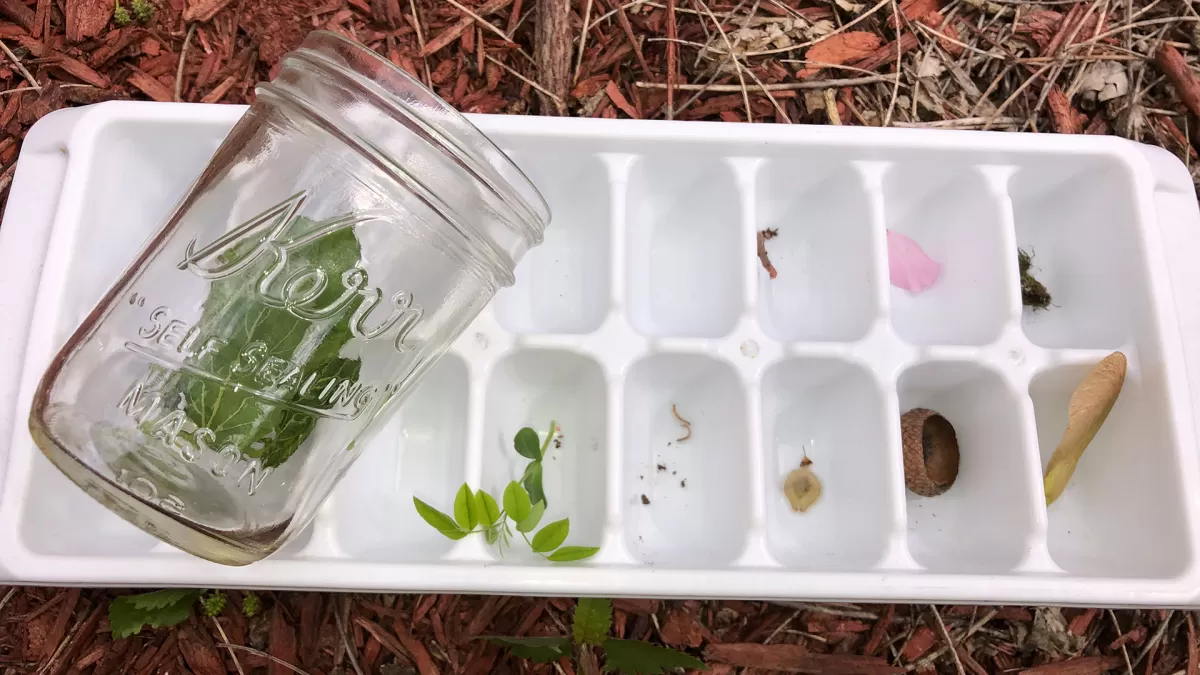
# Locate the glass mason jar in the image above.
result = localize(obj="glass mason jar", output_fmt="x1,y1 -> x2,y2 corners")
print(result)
28,31 -> 549,565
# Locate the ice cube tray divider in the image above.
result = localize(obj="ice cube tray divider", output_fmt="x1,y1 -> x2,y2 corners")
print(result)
2,101 -> 1200,605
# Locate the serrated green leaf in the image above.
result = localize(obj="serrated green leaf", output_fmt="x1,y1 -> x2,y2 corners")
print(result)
549,546 -> 601,562
454,484 -> 478,530
503,481 -> 532,523
516,499 -> 545,533
573,598 -> 613,646
483,636 -> 572,663
531,518 -> 570,553
414,497 -> 466,540
523,461 -> 546,507
156,211 -> 364,472
514,427 -> 541,460
477,490 -> 501,527
124,588 -> 202,611
109,590 -> 202,640
602,639 -> 707,674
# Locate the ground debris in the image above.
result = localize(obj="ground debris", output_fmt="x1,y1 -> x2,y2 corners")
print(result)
706,643 -> 904,673
1025,608 -> 1086,658
1019,655 -> 1125,675
1020,249 -> 1053,311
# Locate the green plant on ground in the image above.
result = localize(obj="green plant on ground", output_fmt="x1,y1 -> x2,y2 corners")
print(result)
200,590 -> 226,617
130,0 -> 155,23
109,588 -> 260,638
483,598 -> 707,674
112,0 -> 131,26
113,0 -> 154,25
241,590 -> 262,617
413,422 -> 598,562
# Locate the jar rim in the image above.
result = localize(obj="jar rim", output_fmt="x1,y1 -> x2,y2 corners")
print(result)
299,30 -> 551,236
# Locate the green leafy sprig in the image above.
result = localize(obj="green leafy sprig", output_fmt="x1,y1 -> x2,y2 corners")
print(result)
482,598 -> 707,674
413,423 -> 597,562
414,481 -> 598,562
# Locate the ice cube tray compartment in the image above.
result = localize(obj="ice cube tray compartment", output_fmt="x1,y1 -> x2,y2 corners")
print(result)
3,103 -> 1200,604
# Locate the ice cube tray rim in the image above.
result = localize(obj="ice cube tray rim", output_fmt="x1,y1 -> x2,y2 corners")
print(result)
0,102 -> 1199,606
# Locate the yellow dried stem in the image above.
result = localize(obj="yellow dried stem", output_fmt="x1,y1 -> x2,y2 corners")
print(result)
1044,351 -> 1127,506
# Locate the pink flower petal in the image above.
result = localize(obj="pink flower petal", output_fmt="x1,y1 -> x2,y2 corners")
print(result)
887,230 -> 941,293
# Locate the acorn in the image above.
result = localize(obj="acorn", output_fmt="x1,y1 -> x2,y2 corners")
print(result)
901,408 -> 960,497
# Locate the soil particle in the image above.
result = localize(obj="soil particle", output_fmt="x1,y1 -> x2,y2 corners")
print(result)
242,0 -> 325,65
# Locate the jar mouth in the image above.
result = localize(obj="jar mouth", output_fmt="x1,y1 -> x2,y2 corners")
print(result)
296,31 -> 551,237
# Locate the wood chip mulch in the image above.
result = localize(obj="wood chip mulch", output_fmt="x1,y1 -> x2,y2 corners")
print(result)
2,0 -> 1200,672
1,591 -> 1197,675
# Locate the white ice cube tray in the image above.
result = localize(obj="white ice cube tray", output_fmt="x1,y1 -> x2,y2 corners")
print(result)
4,101 -> 1200,605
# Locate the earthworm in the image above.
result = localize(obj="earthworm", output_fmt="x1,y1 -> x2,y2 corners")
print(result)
671,403 -> 692,442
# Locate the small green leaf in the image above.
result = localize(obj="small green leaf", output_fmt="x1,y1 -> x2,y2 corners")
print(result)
573,598 -> 613,645
477,490 -> 501,527
531,518 -> 570,553
109,590 -> 202,640
503,481 -> 532,523
514,427 -> 541,460
550,546 -> 601,562
484,526 -> 499,545
414,497 -> 467,540
454,484 -> 478,530
516,499 -> 546,533
483,636 -> 572,663
524,460 -> 546,507
124,589 -> 201,611
601,638 -> 707,674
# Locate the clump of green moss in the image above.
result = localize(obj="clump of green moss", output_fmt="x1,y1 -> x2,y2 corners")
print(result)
1019,249 -> 1052,311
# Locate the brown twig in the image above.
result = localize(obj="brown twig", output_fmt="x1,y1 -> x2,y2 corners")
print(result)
485,53 -> 563,105
217,645 -> 313,675
573,0 -> 595,84
0,39 -> 39,92
335,598 -> 366,675
534,0 -> 571,113
610,0 -> 651,75
929,606 -> 965,675
210,616 -> 247,675
665,0 -> 680,117
175,24 -> 196,103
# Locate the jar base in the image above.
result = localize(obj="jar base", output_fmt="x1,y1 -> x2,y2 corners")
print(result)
29,418 -> 278,566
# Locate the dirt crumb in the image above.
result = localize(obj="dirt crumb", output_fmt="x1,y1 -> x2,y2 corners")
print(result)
1019,249 -> 1052,311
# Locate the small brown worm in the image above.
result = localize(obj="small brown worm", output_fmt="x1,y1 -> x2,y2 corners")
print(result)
671,403 -> 692,442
